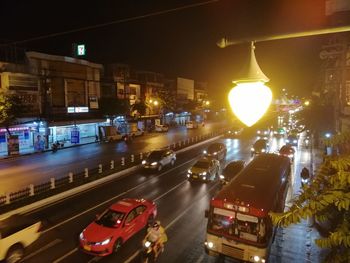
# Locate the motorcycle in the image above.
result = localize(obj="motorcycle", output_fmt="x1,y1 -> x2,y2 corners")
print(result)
301,177 -> 310,187
141,239 -> 163,263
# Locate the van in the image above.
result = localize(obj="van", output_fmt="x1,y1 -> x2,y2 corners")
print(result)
186,121 -> 198,129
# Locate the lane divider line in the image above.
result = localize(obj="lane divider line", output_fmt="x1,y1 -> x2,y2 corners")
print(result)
21,238 -> 62,261
52,247 -> 78,263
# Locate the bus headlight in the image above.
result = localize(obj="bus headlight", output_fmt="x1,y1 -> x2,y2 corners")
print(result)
253,255 -> 260,262
261,149 -> 266,152
251,148 -> 255,151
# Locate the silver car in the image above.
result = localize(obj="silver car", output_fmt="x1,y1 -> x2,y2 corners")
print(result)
142,149 -> 176,171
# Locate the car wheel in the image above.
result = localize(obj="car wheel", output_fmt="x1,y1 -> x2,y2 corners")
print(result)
171,159 -> 175,166
158,165 -> 163,172
6,245 -> 24,263
114,238 -> 123,253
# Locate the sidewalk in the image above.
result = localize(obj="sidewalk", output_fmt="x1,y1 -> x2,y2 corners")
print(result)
0,136 -> 97,159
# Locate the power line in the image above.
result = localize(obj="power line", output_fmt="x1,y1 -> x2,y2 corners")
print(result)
10,0 -> 219,45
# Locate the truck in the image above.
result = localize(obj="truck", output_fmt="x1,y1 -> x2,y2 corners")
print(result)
127,122 -> 144,138
98,126 -> 127,142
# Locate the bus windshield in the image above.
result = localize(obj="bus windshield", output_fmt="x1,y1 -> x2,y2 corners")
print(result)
208,208 -> 267,244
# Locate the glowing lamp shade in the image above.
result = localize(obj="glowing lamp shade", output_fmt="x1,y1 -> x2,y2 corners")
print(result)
229,82 -> 272,127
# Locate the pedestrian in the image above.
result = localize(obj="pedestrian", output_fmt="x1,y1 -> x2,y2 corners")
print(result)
95,134 -> 99,142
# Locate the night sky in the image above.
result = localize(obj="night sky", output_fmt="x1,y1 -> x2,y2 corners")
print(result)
0,0 -> 338,104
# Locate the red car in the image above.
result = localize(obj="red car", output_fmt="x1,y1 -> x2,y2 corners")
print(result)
79,198 -> 157,256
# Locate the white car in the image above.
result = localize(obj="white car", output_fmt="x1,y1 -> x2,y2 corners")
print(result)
187,157 -> 220,182
142,149 -> 176,171
155,124 -> 169,132
186,121 -> 198,129
0,214 -> 41,263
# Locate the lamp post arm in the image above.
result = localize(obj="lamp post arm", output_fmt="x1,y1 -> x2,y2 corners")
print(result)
217,25 -> 350,48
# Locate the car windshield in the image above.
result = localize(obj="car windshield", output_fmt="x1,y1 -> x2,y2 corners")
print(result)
223,163 -> 243,176
95,209 -> 125,228
148,151 -> 164,160
208,208 -> 266,244
254,140 -> 266,148
208,144 -> 221,152
194,160 -> 210,169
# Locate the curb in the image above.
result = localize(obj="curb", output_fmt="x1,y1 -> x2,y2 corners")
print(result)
0,135 -> 221,219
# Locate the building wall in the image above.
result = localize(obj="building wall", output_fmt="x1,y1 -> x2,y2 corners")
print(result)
177,77 -> 194,100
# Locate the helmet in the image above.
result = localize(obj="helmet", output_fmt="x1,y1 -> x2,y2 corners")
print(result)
153,221 -> 160,228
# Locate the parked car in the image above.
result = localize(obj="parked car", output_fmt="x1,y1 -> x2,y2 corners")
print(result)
142,149 -> 176,171
203,142 -> 227,161
187,157 -> 220,182
154,124 -> 169,132
251,139 -> 269,156
0,214 -> 42,263
219,160 -> 245,185
186,121 -> 199,129
129,128 -> 144,137
80,198 -> 157,257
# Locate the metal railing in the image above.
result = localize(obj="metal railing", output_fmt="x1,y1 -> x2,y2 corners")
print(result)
0,130 -> 225,213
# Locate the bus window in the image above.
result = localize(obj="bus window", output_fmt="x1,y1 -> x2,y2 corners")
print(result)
236,213 -> 259,242
209,209 -> 236,235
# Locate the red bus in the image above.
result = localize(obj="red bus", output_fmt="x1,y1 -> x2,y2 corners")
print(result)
204,153 -> 291,262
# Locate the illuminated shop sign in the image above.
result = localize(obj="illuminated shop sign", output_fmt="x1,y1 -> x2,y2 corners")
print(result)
67,107 -> 89,113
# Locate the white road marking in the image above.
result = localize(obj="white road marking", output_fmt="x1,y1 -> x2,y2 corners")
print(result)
43,157 -> 198,235
21,238 -> 62,261
124,182 -> 219,263
194,254 -> 205,263
50,157 -> 200,262
52,247 -> 78,263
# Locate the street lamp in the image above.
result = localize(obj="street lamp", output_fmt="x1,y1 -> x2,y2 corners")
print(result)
228,42 -> 272,127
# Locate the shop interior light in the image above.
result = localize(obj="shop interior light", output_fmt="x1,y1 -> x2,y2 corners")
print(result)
228,42 -> 272,127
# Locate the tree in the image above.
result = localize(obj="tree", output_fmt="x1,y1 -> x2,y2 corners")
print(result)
270,131 -> 350,263
157,86 -> 176,113
99,97 -> 129,122
0,92 -> 29,136
131,100 -> 147,116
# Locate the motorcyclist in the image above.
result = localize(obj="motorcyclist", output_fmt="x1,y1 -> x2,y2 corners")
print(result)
300,167 -> 310,186
145,221 -> 167,258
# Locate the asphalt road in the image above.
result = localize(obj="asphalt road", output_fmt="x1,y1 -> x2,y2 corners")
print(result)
14,133 -> 323,263
0,122 -> 227,194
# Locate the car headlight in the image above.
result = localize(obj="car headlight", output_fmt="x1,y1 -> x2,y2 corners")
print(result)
228,131 -> 232,134
95,238 -> 111,246
253,255 -> 260,262
151,162 -> 158,166
200,172 -> 207,176
261,149 -> 266,152
207,241 -> 214,248
257,131 -> 261,134
286,139 -> 290,143
251,148 -> 255,151
219,175 -> 225,179
144,240 -> 151,248
187,174 -> 190,178
142,160 -> 146,165
79,232 -> 85,240
213,152 -> 217,155
293,140 -> 297,143
203,150 -> 207,154
188,169 -> 192,174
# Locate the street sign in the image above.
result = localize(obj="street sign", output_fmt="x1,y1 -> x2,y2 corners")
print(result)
71,128 -> 80,144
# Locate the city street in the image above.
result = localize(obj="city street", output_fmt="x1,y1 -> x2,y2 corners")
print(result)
0,122 -> 226,194
7,132 -> 324,263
